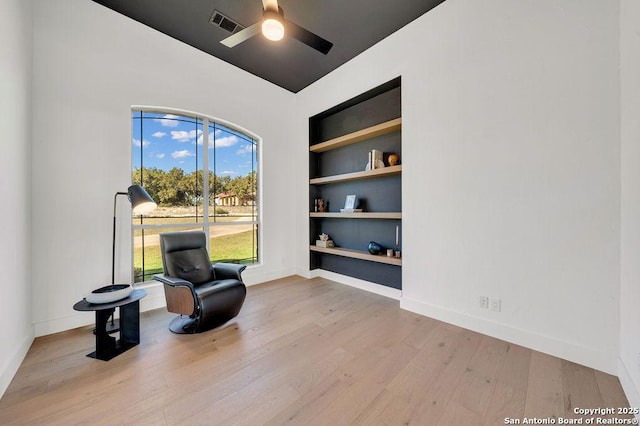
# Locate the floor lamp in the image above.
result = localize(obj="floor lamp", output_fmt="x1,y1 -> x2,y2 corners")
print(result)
85,184 -> 157,304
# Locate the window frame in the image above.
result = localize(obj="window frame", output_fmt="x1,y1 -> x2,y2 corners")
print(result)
131,106 -> 262,284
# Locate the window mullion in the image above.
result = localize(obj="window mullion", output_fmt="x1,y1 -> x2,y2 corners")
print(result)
203,118 -> 210,250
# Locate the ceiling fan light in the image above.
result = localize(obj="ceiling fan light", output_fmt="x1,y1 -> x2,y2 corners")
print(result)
262,16 -> 284,41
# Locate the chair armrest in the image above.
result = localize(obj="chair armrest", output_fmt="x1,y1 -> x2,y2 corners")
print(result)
153,274 -> 198,316
153,274 -> 194,289
213,263 -> 247,281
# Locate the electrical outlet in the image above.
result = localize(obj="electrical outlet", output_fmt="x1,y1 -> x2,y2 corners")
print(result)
490,298 -> 501,312
478,296 -> 489,309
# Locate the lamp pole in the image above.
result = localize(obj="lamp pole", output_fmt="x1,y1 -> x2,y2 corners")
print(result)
112,191 -> 129,286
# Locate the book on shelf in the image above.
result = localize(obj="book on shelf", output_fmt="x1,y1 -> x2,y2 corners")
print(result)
366,149 -> 384,170
340,208 -> 363,213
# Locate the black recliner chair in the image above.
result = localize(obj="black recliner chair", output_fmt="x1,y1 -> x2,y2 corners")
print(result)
153,231 -> 246,334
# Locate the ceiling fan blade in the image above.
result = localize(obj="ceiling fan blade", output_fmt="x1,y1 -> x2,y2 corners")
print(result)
285,20 -> 333,55
220,22 -> 262,48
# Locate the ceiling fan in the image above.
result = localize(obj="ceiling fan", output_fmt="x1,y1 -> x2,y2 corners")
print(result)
220,0 -> 333,55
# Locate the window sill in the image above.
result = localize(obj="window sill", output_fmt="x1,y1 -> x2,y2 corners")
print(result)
134,280 -> 162,289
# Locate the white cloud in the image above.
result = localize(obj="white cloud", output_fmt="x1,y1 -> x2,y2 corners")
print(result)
171,129 -> 202,142
236,144 -> 253,155
154,114 -> 180,128
220,170 -> 236,175
205,129 -> 240,148
216,135 -> 239,147
132,138 -> 150,147
155,153 -> 165,159
152,131 -> 167,138
171,150 -> 194,159
196,132 -> 239,148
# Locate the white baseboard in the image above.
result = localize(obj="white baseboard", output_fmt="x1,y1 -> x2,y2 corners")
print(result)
315,269 -> 402,300
400,296 -> 617,375
243,266 -> 298,287
619,358 -> 640,420
34,312 -> 94,337
297,267 -> 317,279
137,281 -> 166,312
0,331 -> 34,399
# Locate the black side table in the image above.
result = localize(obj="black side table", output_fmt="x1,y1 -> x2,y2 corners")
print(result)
73,289 -> 147,361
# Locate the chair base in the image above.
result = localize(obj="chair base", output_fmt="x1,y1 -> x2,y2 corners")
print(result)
169,315 -> 198,334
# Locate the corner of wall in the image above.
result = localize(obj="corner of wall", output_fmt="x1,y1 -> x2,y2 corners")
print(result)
0,330 -> 34,399
619,358 -> 640,420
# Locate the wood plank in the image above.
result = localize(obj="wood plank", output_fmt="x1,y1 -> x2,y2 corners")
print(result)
524,351 -> 566,420
314,342 -> 418,425
446,335 -> 511,416
386,326 -> 485,423
310,212 -> 402,219
309,164 -> 402,185
594,370 -> 636,421
560,359 -> 603,415
309,118 -> 401,153
310,245 -> 402,266
351,389 -> 410,426
481,344 -> 531,425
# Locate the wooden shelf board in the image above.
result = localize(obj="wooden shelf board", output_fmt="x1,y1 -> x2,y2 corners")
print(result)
310,245 -> 402,266
310,165 -> 401,185
310,118 -> 402,153
310,212 -> 401,219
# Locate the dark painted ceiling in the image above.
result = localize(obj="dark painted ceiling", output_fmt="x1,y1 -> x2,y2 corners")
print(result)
91,0 -> 446,93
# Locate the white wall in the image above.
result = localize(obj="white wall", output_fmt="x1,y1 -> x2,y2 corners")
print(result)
297,0 -> 621,374
30,0 -> 297,336
619,0 -> 640,409
0,0 -> 34,397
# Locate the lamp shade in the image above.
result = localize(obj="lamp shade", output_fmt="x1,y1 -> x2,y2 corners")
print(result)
127,184 -> 157,215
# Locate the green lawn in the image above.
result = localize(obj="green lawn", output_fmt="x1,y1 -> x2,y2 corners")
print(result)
134,229 -> 257,282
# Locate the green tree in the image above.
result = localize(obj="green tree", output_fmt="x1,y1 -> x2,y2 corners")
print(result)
228,171 -> 256,206
213,174 -> 231,194
152,167 -> 183,206
132,167 -> 164,206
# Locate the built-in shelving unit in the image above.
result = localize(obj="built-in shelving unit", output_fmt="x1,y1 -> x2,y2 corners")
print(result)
309,77 -> 402,289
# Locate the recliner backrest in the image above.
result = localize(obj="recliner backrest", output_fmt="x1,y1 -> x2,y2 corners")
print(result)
159,231 -> 215,285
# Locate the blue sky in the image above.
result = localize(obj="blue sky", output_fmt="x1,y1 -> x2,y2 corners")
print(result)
132,112 -> 256,176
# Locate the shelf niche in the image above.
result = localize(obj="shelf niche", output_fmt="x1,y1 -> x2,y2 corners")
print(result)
309,77 -> 402,290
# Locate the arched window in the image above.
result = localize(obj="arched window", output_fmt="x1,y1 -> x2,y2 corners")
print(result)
131,108 -> 260,283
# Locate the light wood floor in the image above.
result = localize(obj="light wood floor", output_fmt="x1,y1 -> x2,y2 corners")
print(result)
0,276 -> 632,425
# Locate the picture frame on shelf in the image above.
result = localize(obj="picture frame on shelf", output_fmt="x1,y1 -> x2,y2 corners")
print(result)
344,194 -> 356,210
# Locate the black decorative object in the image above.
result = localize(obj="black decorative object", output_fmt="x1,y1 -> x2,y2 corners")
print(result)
367,241 -> 382,255
73,289 -> 147,360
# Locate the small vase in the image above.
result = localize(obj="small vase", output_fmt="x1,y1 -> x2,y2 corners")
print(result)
367,241 -> 382,255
